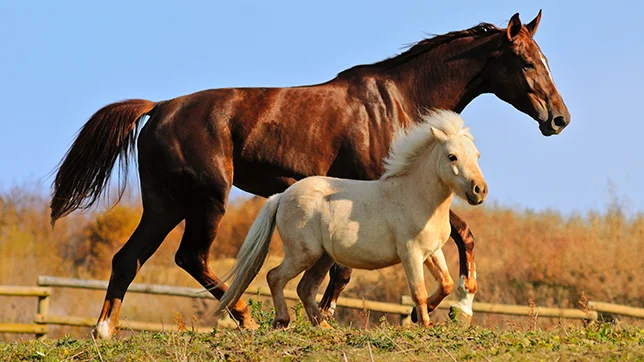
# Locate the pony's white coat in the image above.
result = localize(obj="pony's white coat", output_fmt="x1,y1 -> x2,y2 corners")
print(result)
217,110 -> 487,327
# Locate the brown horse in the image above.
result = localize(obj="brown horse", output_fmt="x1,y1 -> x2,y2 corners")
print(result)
51,11 -> 568,337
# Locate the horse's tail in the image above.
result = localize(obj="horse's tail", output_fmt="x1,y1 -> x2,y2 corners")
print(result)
50,99 -> 157,225
216,194 -> 282,315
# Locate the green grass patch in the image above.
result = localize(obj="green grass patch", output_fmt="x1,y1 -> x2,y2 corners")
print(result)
1,323 -> 643,361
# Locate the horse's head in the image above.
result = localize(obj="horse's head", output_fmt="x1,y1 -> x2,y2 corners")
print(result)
431,123 -> 487,205
486,11 -> 570,136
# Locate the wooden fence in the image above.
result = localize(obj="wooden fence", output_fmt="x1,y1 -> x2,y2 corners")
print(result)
0,286 -> 50,340
1,275 -> 643,339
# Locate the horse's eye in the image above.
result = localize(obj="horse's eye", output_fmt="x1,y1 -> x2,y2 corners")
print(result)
523,62 -> 535,70
448,154 -> 458,162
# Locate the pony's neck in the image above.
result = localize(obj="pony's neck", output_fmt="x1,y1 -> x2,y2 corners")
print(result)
393,142 -> 454,221
391,34 -> 502,115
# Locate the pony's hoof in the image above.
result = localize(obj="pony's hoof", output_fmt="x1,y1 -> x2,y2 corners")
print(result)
422,321 -> 435,328
410,307 -> 418,323
319,320 -> 334,330
241,318 -> 259,330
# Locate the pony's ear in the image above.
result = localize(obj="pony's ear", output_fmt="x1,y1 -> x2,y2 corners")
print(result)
526,10 -> 542,37
506,13 -> 522,42
430,127 -> 449,142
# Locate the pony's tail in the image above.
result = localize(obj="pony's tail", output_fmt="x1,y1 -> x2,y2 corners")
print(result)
50,99 -> 157,225
216,194 -> 282,316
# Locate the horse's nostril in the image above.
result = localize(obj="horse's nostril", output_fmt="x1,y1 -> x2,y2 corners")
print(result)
474,185 -> 481,195
553,116 -> 567,130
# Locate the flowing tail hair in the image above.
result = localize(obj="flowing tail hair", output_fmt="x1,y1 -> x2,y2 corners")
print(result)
215,194 -> 282,316
50,99 -> 157,225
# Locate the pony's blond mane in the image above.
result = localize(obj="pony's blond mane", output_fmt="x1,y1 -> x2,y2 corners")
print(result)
381,109 -> 473,179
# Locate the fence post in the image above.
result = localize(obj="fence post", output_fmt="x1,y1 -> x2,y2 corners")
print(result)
35,289 -> 50,340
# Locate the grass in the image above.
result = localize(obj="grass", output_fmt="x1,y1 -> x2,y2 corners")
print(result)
1,323 -> 643,361
3,299 -> 644,361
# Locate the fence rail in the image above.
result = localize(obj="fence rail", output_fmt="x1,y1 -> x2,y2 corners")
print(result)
1,276 -> 643,340
36,275 -> 412,315
0,286 -> 51,340
400,296 -> 598,320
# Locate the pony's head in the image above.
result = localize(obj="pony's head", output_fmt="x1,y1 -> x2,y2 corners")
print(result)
487,11 -> 570,136
382,110 -> 487,205
428,113 -> 487,205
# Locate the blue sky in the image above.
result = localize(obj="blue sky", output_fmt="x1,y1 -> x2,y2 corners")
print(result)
1,1 -> 642,215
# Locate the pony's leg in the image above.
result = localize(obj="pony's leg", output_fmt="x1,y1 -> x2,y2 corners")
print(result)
267,258 -> 312,328
93,182 -> 183,339
297,253 -> 335,328
449,210 -> 477,319
400,251 -> 432,327
410,211 -> 478,324
175,200 -> 257,329
319,264 -> 352,315
424,249 -> 454,313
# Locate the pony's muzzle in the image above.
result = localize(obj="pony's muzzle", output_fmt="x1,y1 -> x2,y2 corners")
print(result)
468,182 -> 487,205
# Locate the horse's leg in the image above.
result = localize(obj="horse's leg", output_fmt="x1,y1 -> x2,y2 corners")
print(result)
93,181 -> 183,339
297,253 -> 335,328
175,199 -> 257,329
400,251 -> 432,327
424,249 -> 454,313
449,210 -> 478,319
319,264 -> 352,315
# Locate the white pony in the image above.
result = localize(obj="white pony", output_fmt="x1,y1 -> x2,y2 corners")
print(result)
216,110 -> 487,328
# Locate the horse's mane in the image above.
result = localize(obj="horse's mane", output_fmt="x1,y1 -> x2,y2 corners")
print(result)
338,23 -> 500,76
381,110 -> 473,180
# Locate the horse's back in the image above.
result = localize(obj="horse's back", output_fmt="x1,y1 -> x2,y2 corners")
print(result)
134,77 -> 407,203
275,176 -> 400,269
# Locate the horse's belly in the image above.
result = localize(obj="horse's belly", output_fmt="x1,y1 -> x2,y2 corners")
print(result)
326,235 -> 400,270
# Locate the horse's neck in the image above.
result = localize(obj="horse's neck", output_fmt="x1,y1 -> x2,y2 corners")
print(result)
391,36 -> 499,115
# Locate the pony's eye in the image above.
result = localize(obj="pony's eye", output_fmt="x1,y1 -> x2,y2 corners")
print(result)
523,62 -> 535,70
448,154 -> 458,162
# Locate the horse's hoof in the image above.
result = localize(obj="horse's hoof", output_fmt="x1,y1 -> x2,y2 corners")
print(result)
449,305 -> 473,326
327,302 -> 337,316
92,321 -> 112,340
272,319 -> 290,329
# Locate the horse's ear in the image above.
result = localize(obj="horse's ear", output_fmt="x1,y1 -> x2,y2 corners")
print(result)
430,127 -> 448,142
506,13 -> 522,42
526,10 -> 542,37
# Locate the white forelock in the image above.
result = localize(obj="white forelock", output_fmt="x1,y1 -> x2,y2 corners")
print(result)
382,109 -> 472,179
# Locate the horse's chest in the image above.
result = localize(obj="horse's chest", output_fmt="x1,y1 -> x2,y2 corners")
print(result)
412,223 -> 451,255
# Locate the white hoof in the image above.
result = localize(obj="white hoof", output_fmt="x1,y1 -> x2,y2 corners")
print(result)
328,301 -> 337,316
450,298 -> 474,317
451,276 -> 475,317
93,320 -> 112,340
